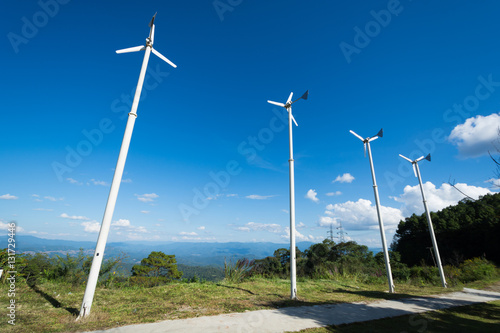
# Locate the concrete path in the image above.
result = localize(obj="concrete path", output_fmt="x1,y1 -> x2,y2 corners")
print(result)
86,288 -> 500,333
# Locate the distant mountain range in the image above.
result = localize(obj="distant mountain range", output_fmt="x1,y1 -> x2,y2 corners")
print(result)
3,235 -> 315,267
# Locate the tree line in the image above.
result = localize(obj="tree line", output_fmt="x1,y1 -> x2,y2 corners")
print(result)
2,193 -> 499,288
391,192 -> 500,267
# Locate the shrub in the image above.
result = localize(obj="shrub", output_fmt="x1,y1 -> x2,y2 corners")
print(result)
392,266 -> 411,282
409,265 -> 441,285
224,258 -> 254,283
457,257 -> 496,283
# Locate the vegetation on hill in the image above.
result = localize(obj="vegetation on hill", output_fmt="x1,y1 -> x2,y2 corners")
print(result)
391,192 -> 500,267
1,192 -> 500,331
130,251 -> 182,287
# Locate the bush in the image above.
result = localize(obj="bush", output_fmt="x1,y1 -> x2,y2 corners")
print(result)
224,258 -> 254,283
409,265 -> 441,285
392,266 -> 411,282
457,258 -> 497,283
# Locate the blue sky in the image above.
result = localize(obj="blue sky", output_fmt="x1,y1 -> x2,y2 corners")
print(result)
1,0 -> 499,248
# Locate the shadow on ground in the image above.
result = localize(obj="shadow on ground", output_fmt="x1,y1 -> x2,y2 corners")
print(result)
30,284 -> 79,316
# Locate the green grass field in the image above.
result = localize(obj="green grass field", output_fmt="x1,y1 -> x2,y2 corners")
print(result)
1,277 -> 499,332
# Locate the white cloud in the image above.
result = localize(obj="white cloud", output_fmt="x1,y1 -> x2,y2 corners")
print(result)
32,194 -> 40,198
141,210 -> 150,214
392,182 -> 491,216
305,189 -> 319,203
112,219 -> 131,227
326,191 -> 342,196
122,178 -> 132,183
318,216 -> 337,227
246,194 -> 276,200
90,179 -> 109,186
110,219 -> 148,235
60,213 -> 89,221
235,222 -> 282,233
206,194 -> 222,201
135,226 -> 148,233
44,196 -> 63,201
323,199 -> 404,231
281,227 -> 321,242
66,178 -> 82,185
0,221 -> 25,232
135,193 -> 159,203
246,222 -> 282,233
0,194 -> 18,200
296,222 -> 306,228
33,208 -> 53,211
485,178 -> 500,187
82,221 -> 101,233
197,226 -> 206,230
179,231 -> 198,236
333,173 -> 355,183
448,113 -> 500,158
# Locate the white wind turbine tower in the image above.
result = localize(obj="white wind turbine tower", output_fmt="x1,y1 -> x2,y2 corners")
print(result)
78,13 -> 177,319
350,129 -> 395,293
399,153 -> 447,288
268,90 -> 308,300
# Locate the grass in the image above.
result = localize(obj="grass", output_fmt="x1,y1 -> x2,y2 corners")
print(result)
1,276 -> 499,332
294,300 -> 500,332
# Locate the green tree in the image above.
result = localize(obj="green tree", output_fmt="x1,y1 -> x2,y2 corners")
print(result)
131,251 -> 182,286
392,193 -> 500,266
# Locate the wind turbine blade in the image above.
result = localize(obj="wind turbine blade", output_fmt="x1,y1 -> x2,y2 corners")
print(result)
425,153 -> 431,162
412,164 -> 417,177
152,48 -> 177,68
399,154 -> 413,163
415,155 -> 425,162
292,90 -> 309,104
268,100 -> 285,107
150,24 -> 155,44
287,92 -> 293,104
364,142 -> 366,157
291,114 -> 298,126
349,130 -> 364,142
368,136 -> 379,143
301,90 -> 309,100
149,13 -> 157,28
116,45 -> 146,54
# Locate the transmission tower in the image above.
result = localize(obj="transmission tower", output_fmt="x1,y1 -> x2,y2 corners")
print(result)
336,220 -> 347,243
327,224 -> 334,242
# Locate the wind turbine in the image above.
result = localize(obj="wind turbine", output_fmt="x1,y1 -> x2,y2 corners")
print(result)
350,129 -> 395,293
267,90 -> 308,300
399,153 -> 447,288
78,13 -> 177,319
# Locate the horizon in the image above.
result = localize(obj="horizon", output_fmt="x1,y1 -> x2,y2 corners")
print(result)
1,1 -> 499,250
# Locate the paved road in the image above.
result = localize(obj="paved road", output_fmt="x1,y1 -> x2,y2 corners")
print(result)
85,288 -> 500,333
